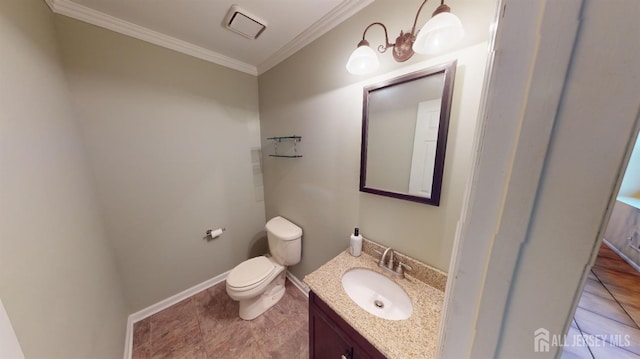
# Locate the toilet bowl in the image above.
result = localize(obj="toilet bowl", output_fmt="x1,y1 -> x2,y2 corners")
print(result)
226,216 -> 302,320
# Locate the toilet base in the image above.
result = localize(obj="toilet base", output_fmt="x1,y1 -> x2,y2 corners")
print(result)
238,271 -> 286,320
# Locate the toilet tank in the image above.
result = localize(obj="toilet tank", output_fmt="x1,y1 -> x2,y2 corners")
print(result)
266,216 -> 302,266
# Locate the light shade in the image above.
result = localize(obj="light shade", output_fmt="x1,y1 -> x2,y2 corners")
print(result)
346,45 -> 380,75
412,12 -> 464,55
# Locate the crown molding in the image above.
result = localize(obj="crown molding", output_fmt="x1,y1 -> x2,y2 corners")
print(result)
45,0 -> 372,77
257,0 -> 375,75
48,0 -> 258,75
44,0 -> 56,11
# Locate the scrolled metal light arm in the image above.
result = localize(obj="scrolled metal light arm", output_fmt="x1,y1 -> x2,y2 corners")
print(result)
357,0 -> 452,63
359,22 -> 394,54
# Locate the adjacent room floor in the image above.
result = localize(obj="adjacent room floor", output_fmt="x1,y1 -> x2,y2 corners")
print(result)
563,243 -> 640,358
132,279 -> 309,358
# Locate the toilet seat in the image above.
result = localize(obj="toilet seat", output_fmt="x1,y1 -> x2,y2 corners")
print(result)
226,256 -> 275,291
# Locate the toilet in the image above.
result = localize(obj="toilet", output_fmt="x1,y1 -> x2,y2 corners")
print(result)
226,216 -> 302,320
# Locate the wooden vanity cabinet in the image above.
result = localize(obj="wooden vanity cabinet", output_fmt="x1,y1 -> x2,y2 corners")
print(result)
309,291 -> 386,359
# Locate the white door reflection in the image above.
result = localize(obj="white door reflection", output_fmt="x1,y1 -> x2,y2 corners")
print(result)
409,100 -> 441,198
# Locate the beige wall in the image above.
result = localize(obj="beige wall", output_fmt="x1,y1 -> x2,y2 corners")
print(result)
0,1 -> 128,358
54,16 -> 266,311
259,0 -> 493,276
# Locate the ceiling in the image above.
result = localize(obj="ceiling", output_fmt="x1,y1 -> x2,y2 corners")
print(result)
44,0 -> 374,76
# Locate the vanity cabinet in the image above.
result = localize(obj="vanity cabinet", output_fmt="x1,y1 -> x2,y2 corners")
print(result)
309,291 -> 386,359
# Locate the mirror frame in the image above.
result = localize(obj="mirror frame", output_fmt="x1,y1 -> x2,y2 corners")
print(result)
359,60 -> 457,206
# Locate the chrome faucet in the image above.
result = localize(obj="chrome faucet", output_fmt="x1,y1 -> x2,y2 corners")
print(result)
376,247 -> 412,278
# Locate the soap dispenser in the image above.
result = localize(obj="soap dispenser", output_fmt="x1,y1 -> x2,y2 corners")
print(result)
349,228 -> 362,257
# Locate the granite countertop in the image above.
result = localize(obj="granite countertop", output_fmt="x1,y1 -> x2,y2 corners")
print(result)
303,242 -> 446,359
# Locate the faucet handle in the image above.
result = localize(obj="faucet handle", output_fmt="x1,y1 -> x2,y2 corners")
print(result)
395,262 -> 413,277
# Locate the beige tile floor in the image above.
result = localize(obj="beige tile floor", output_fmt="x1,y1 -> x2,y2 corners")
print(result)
132,279 -> 309,359
563,244 -> 640,358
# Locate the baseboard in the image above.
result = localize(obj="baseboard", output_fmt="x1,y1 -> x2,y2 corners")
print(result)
286,270 -> 310,297
123,316 -> 133,359
123,270 -> 230,359
603,238 -> 640,273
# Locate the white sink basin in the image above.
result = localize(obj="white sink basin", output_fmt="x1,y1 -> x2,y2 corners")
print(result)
341,268 -> 413,320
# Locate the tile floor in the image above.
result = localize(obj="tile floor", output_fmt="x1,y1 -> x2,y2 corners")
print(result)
132,279 -> 309,359
563,243 -> 640,358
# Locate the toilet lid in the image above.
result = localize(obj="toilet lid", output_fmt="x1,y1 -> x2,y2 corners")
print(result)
227,256 -> 275,289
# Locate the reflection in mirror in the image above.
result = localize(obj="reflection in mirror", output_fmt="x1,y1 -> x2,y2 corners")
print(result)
360,61 -> 456,206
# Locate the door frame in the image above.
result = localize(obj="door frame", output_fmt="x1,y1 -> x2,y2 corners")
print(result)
438,0 -> 640,357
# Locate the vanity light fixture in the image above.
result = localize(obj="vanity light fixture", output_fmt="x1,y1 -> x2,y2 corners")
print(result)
346,0 -> 464,75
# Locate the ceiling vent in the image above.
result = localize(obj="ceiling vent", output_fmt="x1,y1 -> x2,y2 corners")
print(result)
224,5 -> 267,40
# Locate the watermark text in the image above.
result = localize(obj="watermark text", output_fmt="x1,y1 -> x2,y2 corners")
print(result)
534,328 -> 631,352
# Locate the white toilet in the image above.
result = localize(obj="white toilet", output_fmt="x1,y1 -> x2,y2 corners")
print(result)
226,216 -> 302,320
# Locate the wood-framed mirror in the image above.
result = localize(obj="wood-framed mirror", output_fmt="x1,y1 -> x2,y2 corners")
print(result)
359,60 -> 457,206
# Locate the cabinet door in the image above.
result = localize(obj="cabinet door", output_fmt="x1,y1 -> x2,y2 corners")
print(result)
311,309 -> 353,359
309,291 -> 386,359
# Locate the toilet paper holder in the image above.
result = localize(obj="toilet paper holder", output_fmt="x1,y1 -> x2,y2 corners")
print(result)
206,228 -> 226,239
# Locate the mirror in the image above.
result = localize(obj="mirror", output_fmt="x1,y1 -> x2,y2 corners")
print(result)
360,60 -> 456,206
